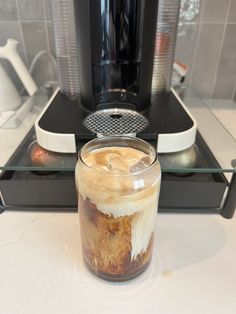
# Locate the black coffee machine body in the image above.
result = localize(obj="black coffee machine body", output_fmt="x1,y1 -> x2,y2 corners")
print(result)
74,0 -> 158,112
35,0 -> 197,154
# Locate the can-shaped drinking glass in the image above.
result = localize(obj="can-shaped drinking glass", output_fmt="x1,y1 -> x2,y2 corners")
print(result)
76,136 -> 161,281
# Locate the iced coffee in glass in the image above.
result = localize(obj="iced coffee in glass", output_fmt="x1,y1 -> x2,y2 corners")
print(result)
75,137 -> 161,281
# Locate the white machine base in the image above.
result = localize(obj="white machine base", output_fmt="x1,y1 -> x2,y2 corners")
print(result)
35,88 -> 197,154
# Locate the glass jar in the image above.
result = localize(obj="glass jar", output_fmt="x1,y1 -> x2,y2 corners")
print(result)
75,136 -> 161,281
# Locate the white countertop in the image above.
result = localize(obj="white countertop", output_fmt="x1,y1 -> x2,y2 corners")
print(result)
0,211 -> 236,314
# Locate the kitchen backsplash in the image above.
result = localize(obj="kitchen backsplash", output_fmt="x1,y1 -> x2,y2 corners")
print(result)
0,0 -> 235,100
175,0 -> 236,100
0,0 -> 55,91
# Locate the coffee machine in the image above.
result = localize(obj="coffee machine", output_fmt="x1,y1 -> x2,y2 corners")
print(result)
1,0 -> 235,218
35,0 -> 196,155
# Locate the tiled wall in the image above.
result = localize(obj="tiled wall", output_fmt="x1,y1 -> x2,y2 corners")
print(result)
0,0 -> 55,90
176,0 -> 236,100
0,0 -> 235,100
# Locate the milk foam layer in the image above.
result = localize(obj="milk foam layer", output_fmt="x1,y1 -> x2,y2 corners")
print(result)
77,146 -> 160,259
78,147 -> 160,216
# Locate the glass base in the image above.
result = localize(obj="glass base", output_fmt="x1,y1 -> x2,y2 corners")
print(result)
84,258 -> 151,282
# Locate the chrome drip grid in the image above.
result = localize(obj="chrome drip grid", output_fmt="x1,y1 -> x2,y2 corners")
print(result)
83,108 -> 149,137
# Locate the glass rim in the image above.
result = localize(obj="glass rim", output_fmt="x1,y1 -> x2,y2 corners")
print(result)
78,136 -> 159,177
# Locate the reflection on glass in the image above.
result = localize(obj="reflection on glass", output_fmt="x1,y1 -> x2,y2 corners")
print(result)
90,0 -> 144,104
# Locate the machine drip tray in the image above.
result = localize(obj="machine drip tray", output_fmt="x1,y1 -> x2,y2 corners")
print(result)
35,89 -> 197,154
0,129 -> 229,215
